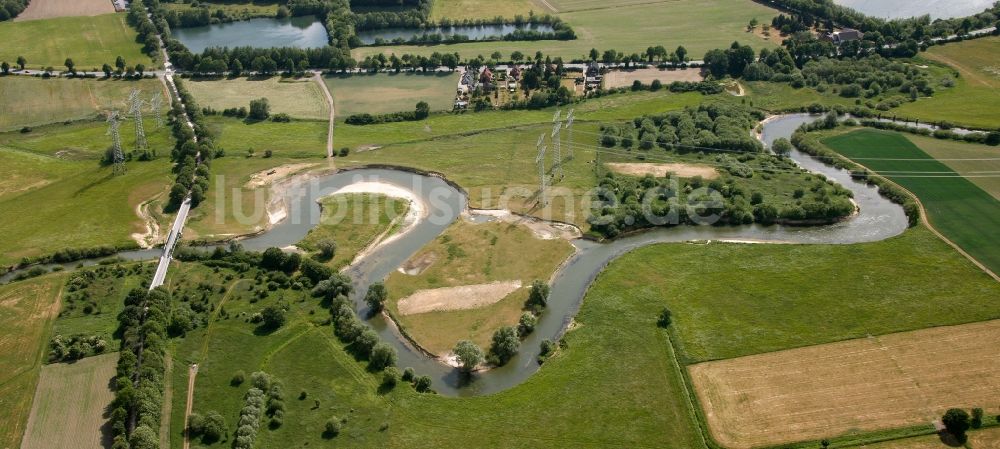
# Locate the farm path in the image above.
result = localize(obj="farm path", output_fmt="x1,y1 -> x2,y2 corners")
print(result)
182,363 -> 197,449
313,71 -> 336,158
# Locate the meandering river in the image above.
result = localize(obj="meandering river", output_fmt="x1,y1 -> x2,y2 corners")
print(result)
0,114 -> 908,396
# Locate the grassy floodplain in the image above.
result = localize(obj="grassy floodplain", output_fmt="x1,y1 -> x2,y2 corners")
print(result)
0,13 -> 152,70
0,120 -> 175,266
385,220 -> 574,354
325,72 -> 458,116
823,129 -> 1000,276
353,0 -> 779,61
0,76 -> 168,132
895,36 -> 1000,130
298,193 -> 410,269
184,76 -> 329,120
0,274 -> 65,449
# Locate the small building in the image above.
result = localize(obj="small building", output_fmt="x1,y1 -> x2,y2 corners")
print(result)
585,61 -> 603,89
826,28 -> 864,45
479,67 -> 493,85
508,65 -> 521,80
113,0 -> 128,12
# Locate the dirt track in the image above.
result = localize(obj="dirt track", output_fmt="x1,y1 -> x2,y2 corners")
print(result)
14,0 -> 115,21
689,319 -> 1000,449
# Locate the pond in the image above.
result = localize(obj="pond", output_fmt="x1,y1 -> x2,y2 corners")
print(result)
356,23 -> 555,45
832,0 -> 995,20
172,15 -> 329,53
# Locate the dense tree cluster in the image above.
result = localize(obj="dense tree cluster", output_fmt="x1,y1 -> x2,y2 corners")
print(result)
314,275 -> 398,372
0,0 -> 27,21
352,0 -> 430,31
165,77 -> 216,211
48,334 -> 109,362
590,106 -> 857,237
109,288 -> 172,449
599,103 -> 765,154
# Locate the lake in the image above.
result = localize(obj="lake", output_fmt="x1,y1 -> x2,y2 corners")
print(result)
833,0 -> 995,20
172,15 -> 329,53
356,23 -> 555,45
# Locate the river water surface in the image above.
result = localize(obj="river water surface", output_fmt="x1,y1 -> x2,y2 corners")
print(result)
832,0 -> 994,19
0,114 -> 908,396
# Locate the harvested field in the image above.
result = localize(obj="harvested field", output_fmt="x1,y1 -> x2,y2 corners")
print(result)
0,275 -> 64,449
14,0 -> 115,21
21,352 -> 118,449
398,280 -> 522,315
325,72 -> 459,116
606,162 -> 719,179
865,427 -> 1000,448
689,320 -> 1000,449
602,67 -> 704,88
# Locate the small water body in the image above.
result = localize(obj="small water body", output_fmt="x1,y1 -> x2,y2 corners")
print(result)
356,23 -> 555,45
0,114 -> 910,396
172,15 -> 329,53
832,0 -> 994,20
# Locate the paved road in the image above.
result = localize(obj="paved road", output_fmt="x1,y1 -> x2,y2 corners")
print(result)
149,196 -> 190,288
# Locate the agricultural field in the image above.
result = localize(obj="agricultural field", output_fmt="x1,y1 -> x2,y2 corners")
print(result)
865,426 -> 1000,448
602,67 -> 704,89
823,129 -> 1000,276
689,319 -> 1000,448
895,36 -> 1000,130
0,13 -> 152,69
0,120 -> 176,267
907,134 -> 1000,200
384,219 -> 575,354
298,193 -> 411,269
184,76 -> 329,120
0,275 -> 65,449
20,352 -> 118,449
354,0 -> 779,62
13,0 -> 115,21
429,0 -> 543,20
0,76 -> 168,132
325,72 -> 458,116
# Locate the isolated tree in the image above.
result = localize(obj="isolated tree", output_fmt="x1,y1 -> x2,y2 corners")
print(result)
260,305 -> 286,330
0,61 -> 8,75
64,58 -> 75,74
414,101 -> 430,120
369,342 -> 396,370
413,375 -> 432,392
526,280 -> 550,311
102,63 -> 113,78
453,340 -> 484,373
135,63 -> 145,76
589,48 -> 599,61
249,98 -> 270,120
316,239 -> 337,260
704,49 -> 730,78
364,282 -> 387,312
518,312 -> 537,336
260,247 -> 286,271
675,45 -> 688,62
658,307 -> 673,328
115,55 -> 126,73
942,408 -> 971,442
489,326 -> 520,366
16,56 -> 26,70
511,51 -> 524,62
971,408 -> 984,429
324,417 -> 341,438
490,51 -> 503,61
772,137 -> 793,156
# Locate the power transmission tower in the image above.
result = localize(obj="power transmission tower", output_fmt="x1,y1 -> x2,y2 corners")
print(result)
107,111 -> 126,176
565,108 -> 575,159
149,93 -> 164,128
127,89 -> 148,151
552,121 -> 563,180
536,134 -> 548,206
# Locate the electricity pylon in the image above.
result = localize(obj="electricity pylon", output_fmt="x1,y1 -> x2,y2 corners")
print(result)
552,121 -> 563,179
149,93 -> 164,128
536,134 -> 548,206
127,89 -> 147,151
107,111 -> 126,176
565,108 -> 575,159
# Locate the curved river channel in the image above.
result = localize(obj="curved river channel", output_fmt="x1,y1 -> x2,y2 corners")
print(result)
1,114 -> 908,396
